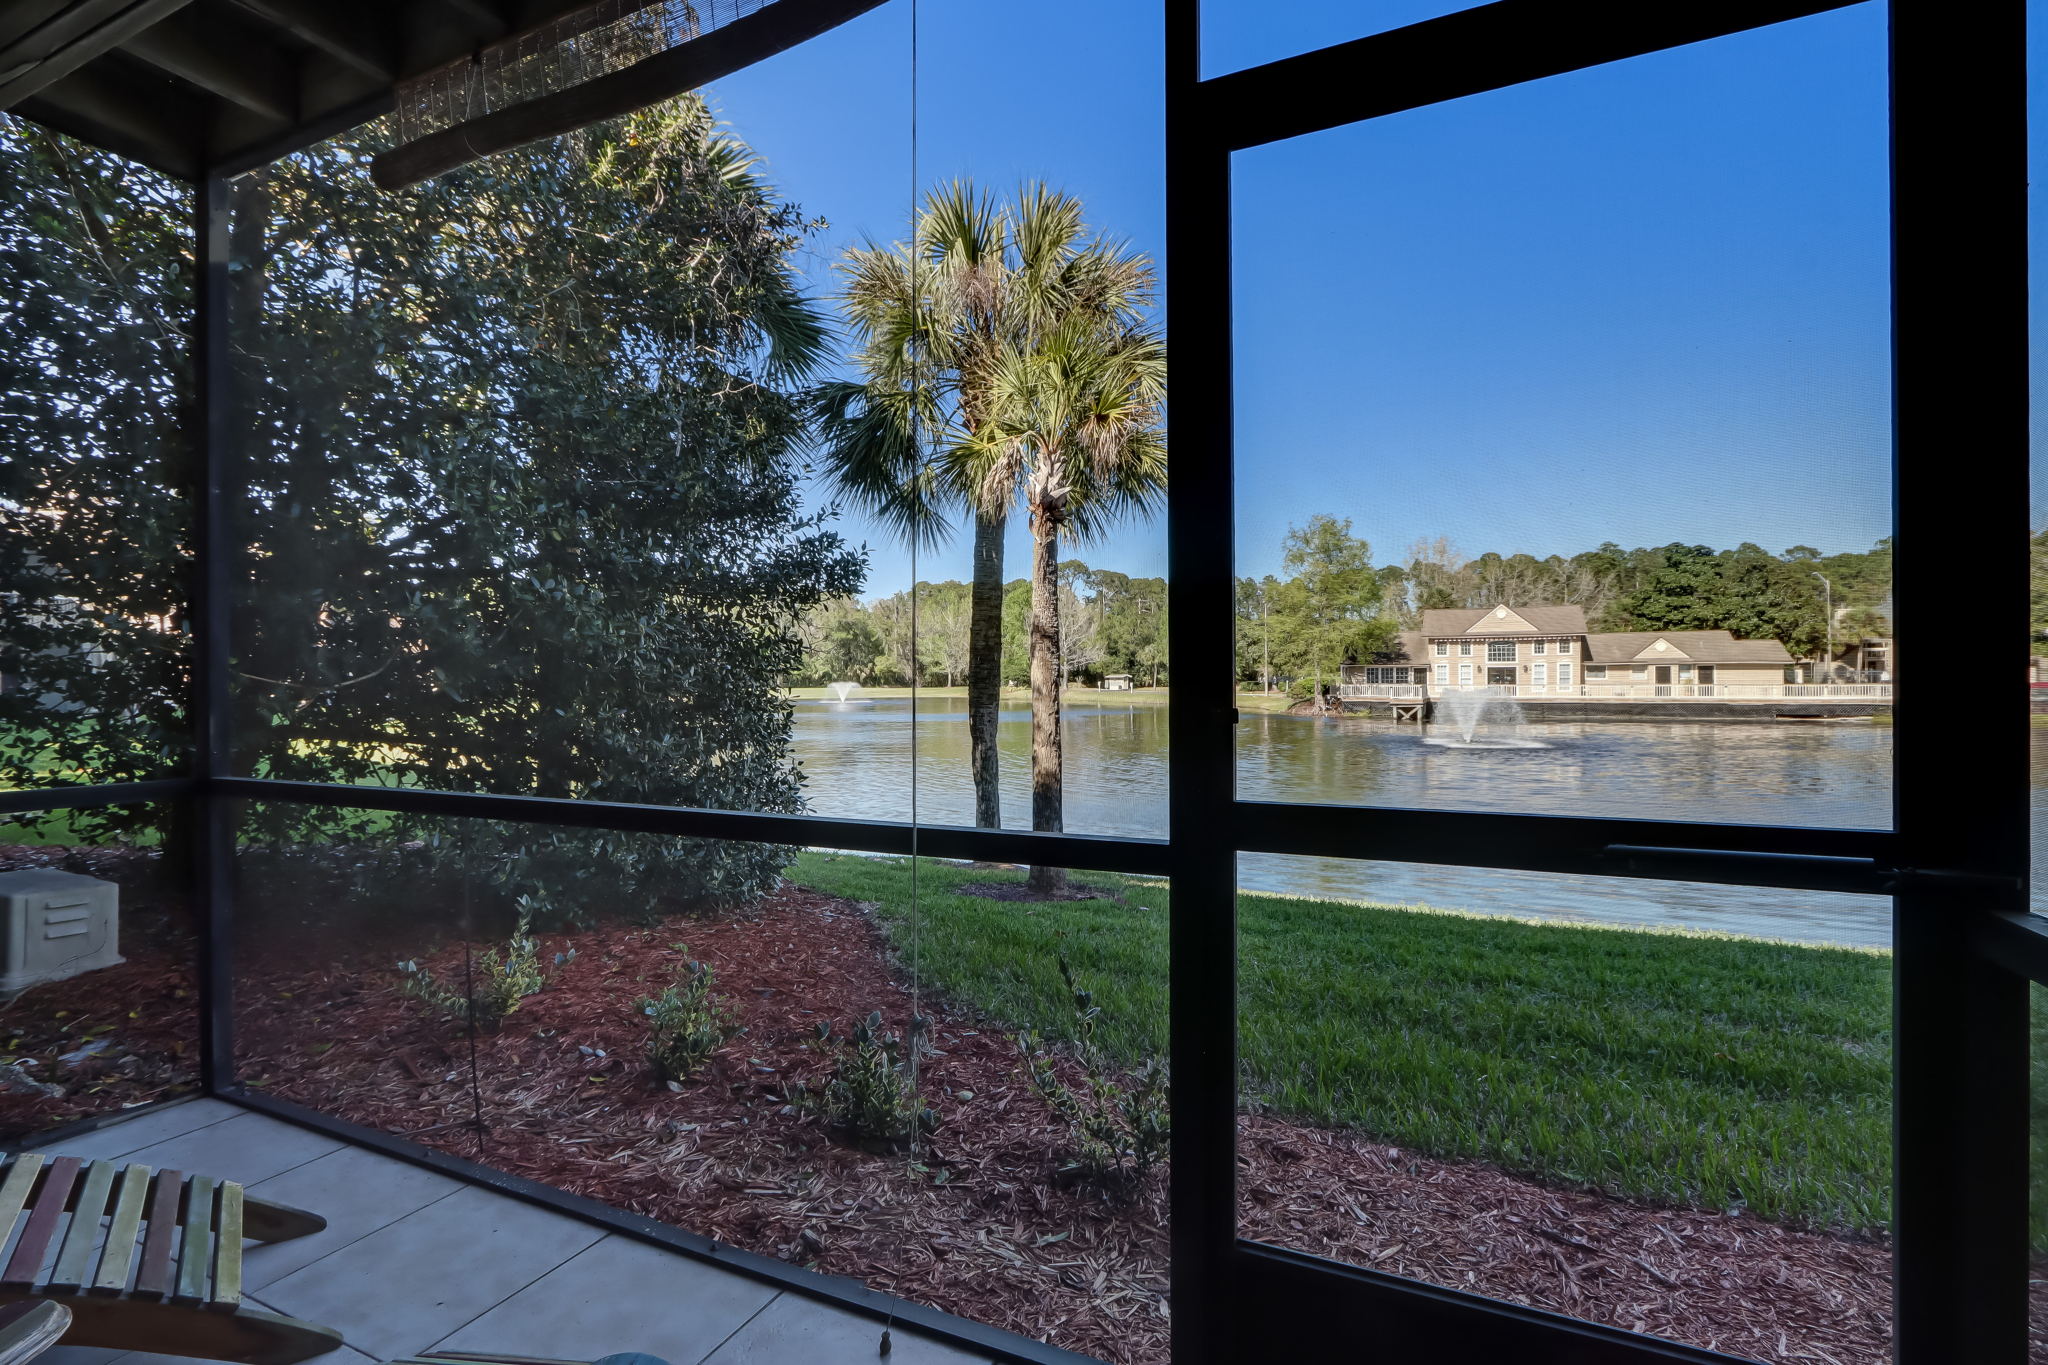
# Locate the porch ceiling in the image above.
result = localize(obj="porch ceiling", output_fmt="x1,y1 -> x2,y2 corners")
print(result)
0,0 -> 599,181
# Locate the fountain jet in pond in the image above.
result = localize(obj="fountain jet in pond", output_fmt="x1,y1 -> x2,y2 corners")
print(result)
824,681 -> 867,704
1425,688 -> 1548,749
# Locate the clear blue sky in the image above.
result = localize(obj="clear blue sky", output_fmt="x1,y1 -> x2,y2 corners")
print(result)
705,1 -> 1897,597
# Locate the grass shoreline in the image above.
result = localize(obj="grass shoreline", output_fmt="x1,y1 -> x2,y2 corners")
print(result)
788,851 -> 1894,1236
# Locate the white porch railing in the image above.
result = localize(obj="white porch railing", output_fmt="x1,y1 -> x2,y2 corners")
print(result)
1333,682 -> 1893,702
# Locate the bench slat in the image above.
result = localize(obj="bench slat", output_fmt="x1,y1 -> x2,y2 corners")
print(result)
173,1175 -> 214,1305
207,1181 -> 242,1312
89,1164 -> 151,1296
132,1169 -> 183,1300
0,1157 -> 44,1249
47,1160 -> 116,1291
2,1156 -> 81,1287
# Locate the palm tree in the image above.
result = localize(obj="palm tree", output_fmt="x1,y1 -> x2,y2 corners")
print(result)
811,183 -> 1161,845
959,301 -> 1166,893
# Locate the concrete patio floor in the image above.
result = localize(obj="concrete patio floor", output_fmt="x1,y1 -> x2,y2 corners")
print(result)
27,1098 -> 995,1365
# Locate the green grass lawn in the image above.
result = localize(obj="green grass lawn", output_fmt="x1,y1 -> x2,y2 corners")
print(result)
788,851 -> 1893,1234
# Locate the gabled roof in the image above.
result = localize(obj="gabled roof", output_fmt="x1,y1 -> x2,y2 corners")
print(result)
1582,631 -> 1794,665
1421,604 -> 1588,637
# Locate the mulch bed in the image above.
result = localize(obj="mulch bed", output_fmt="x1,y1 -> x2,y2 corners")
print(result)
0,845 -> 200,1138
5,848 -> 2015,1364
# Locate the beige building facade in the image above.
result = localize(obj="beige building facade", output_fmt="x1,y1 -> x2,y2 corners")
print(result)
1337,604 -> 1875,702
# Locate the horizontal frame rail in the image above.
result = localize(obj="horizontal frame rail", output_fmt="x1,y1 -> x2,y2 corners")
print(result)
1230,1241 -> 1757,1365
0,779 -> 195,817
1231,800 -> 1898,894
207,777 -> 1174,877
1971,911 -> 2048,985
220,1090 -> 1099,1365
1196,0 -> 1868,152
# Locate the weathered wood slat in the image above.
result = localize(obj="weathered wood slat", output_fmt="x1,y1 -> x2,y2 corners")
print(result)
89,1165 -> 150,1296
172,1174 -> 214,1304
1,1157 -> 81,1287
46,1160 -> 115,1291
0,1158 -> 45,1250
132,1168 -> 183,1300
207,1182 -> 242,1312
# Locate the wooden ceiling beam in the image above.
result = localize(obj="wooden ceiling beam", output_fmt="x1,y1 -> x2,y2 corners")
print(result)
0,0 -> 196,108
15,64 -> 200,177
121,11 -> 296,123
432,0 -> 511,38
226,0 -> 395,82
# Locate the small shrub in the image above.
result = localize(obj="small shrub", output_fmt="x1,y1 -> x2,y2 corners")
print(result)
640,947 -> 743,1083
1019,951 -> 1171,1193
397,901 -> 571,1032
788,1010 -> 936,1151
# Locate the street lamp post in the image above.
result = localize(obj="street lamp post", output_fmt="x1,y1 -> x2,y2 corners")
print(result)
1812,571 -> 1833,683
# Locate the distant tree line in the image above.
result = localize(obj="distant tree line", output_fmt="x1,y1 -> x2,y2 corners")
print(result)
1235,517 -> 1893,689
793,562 -> 1167,689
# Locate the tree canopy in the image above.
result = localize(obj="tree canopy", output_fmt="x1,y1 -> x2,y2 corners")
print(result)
0,105 -> 861,914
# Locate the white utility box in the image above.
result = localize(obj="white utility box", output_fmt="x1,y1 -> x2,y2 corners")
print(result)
0,870 -> 123,994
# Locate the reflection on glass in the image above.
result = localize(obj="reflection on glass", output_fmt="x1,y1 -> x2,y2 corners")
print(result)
1229,6 -> 1893,826
1237,853 -> 1892,1363
235,804 -> 1168,1360
0,804 -> 197,1141
0,122 -> 192,792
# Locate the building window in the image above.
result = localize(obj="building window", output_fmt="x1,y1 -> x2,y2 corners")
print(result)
1435,662 -> 1448,685
1532,662 -> 1548,689
1434,641 -> 1448,657
1632,664 -> 1648,679
1532,640 -> 1547,655
1558,639 -> 1574,655
1487,641 -> 1515,662
1458,662 -> 1473,686
1586,665 -> 1605,680
1558,662 -> 1573,689
1679,664 -> 1694,682
1459,641 -> 1472,657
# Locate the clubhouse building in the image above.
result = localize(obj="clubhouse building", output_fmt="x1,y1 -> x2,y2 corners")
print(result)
1339,604 -> 1889,709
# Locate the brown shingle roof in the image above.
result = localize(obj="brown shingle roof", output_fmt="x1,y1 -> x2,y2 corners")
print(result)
1422,605 -> 1589,637
1581,631 -> 1794,665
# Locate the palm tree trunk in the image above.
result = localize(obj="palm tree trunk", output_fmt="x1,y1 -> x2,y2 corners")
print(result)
1027,513 -> 1066,894
967,510 -> 1004,830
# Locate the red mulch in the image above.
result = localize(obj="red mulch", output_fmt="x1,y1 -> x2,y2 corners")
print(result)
235,884 -> 1171,1363
11,848 -> 2031,1365
0,846 -> 200,1137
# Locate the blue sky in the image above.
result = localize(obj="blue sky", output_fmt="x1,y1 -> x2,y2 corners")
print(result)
706,2 -> 1895,597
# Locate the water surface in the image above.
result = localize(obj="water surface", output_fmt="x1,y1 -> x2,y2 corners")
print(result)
793,696 -> 1899,947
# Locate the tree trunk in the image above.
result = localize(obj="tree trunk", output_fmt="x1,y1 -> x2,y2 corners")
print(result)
966,509 -> 1005,830
1027,513 -> 1066,894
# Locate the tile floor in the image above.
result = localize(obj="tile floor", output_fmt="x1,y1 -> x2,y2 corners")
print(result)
24,1099 -> 995,1365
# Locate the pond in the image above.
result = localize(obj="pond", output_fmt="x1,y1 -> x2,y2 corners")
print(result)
792,695 -> 1904,948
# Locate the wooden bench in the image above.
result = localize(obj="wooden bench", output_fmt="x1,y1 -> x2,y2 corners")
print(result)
0,1152 -> 343,1364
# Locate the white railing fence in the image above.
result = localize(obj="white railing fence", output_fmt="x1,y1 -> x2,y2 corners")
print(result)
1333,682 -> 1893,702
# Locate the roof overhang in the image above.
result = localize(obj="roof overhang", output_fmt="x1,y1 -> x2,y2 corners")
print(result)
0,0 -> 853,181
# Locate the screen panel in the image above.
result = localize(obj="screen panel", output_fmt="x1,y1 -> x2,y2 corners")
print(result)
0,801 -> 199,1143
1236,851 -> 1892,1363
0,121 -> 193,794
1228,4 -> 1894,832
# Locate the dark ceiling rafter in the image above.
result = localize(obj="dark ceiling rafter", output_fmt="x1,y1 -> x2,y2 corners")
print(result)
120,10 -> 296,124
0,0 -> 195,107
221,0 -> 396,82
0,0 -> 605,180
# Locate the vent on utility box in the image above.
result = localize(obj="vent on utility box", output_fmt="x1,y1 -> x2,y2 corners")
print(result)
0,870 -> 123,996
